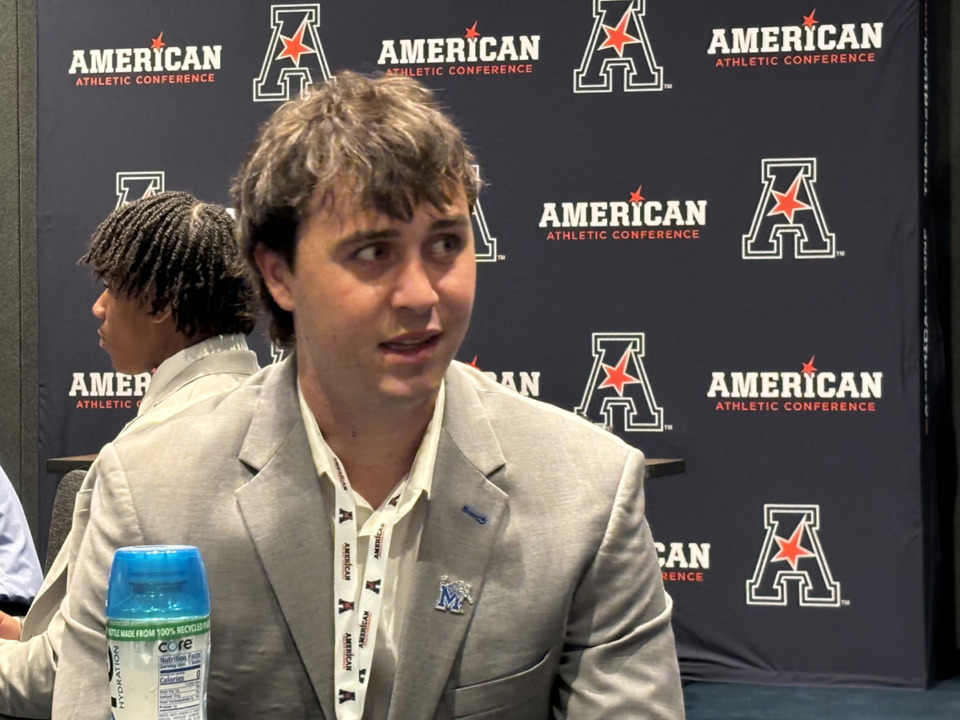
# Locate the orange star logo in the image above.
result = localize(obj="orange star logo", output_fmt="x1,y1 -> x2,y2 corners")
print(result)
803,9 -> 818,28
151,32 -> 165,50
277,18 -> 316,66
465,21 -> 480,40
801,356 -> 817,375
772,524 -> 814,571
629,186 -> 644,205
598,9 -> 641,58
598,349 -> 642,396
767,173 -> 812,224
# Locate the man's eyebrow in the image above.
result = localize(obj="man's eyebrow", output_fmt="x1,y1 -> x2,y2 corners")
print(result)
335,215 -> 470,247
335,228 -> 398,248
430,215 -> 470,230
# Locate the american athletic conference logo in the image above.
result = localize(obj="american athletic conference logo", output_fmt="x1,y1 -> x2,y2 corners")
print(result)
708,355 -> 882,414
574,0 -> 665,93
467,357 -> 540,397
539,183 -> 707,242
742,158 -> 836,260
253,4 -> 331,102
746,504 -> 843,607
575,333 -> 664,432
115,171 -> 165,209
377,21 -> 540,77
657,541 -> 711,584
69,33 -> 221,87
471,166 -> 499,263
707,10 -> 883,69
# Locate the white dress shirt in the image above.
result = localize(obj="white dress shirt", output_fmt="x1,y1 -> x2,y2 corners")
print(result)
298,381 -> 444,720
123,334 -> 255,436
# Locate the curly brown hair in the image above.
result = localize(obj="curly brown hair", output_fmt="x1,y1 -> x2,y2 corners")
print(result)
233,70 -> 480,346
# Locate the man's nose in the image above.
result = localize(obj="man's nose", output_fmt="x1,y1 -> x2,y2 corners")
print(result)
392,259 -> 439,313
92,290 -> 108,320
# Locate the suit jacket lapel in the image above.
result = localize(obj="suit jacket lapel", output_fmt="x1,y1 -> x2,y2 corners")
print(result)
235,358 -> 335,720
389,363 -> 508,720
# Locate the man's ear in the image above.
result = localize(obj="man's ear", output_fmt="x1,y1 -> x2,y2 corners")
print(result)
150,306 -> 173,325
255,244 -> 296,312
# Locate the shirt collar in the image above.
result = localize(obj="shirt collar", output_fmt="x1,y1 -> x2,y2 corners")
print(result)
139,334 -> 249,417
298,380 -> 444,509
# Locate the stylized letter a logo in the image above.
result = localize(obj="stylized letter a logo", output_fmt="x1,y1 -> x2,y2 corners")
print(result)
471,165 -> 498,263
115,172 -> 165,209
746,504 -> 841,607
742,158 -> 835,259
574,0 -> 663,93
575,333 -> 663,432
253,4 -> 331,102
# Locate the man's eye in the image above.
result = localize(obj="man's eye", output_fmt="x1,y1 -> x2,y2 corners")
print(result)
354,244 -> 388,262
431,234 -> 464,256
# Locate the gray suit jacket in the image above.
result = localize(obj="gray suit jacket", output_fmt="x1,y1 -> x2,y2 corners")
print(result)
0,345 -> 258,719
52,359 -> 683,719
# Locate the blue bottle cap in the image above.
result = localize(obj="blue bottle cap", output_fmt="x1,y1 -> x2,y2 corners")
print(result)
106,545 -> 210,620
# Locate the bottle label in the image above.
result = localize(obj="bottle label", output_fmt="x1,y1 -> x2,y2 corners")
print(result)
107,618 -> 211,720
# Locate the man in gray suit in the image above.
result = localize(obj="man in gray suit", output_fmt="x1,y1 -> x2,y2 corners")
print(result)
53,73 -> 684,718
0,192 -> 259,718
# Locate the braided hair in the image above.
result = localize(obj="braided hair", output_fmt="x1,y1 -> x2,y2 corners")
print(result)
82,191 -> 257,338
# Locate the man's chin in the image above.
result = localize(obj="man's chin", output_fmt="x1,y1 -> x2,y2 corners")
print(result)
377,373 -> 445,406
109,360 -> 150,376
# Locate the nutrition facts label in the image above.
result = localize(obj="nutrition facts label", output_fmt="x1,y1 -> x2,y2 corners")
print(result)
158,649 -> 205,717
107,619 -> 210,720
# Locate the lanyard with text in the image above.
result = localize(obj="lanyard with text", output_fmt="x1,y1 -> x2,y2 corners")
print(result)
332,458 -> 403,719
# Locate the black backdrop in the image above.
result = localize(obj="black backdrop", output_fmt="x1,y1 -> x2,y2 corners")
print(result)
36,0 -> 937,686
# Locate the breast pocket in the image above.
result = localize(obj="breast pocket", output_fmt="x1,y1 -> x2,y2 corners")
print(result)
74,488 -> 93,517
64,488 -> 93,559
448,646 -> 558,719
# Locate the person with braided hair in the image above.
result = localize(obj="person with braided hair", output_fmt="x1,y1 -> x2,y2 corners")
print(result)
0,191 -> 260,718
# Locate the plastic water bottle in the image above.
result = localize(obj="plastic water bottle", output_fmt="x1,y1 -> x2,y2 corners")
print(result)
105,545 -> 211,720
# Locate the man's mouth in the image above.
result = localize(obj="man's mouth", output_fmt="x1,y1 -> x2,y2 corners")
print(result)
380,333 -> 441,352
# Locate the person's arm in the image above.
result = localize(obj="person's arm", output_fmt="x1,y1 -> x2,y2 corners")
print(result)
52,445 -> 142,720
553,449 -> 685,719
0,610 -> 22,640
0,608 -> 64,717
0,469 -> 94,717
0,467 -> 43,606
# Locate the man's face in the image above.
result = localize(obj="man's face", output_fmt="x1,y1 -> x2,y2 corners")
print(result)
257,188 -> 476,416
92,288 -> 168,375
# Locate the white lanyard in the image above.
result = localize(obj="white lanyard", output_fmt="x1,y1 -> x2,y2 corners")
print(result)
332,459 -> 405,719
